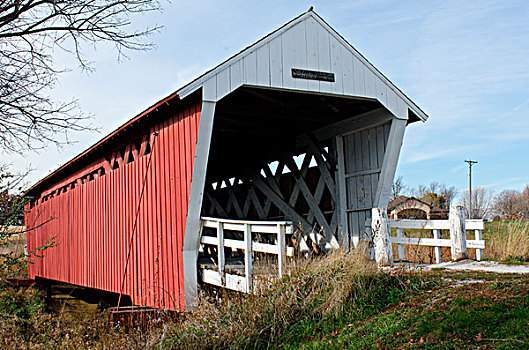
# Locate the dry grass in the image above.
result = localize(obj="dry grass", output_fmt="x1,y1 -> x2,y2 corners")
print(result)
0,246 -> 420,349
485,220 -> 529,262
169,246 -> 413,349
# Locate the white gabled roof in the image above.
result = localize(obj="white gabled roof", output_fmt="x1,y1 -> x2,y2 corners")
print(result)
177,9 -> 428,121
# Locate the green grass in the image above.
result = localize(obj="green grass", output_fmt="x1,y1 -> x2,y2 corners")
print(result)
275,273 -> 529,349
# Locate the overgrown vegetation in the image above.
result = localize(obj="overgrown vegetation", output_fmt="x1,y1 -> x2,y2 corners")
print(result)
1,246 -> 528,348
485,220 -> 529,263
169,249 -> 429,349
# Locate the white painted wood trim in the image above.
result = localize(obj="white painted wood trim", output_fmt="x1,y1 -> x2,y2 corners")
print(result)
278,224 -> 286,277
389,219 -> 484,230
371,207 -> 393,266
396,228 -> 405,260
183,100 -> 216,309
475,229 -> 483,261
200,235 -> 294,256
335,135 -> 349,249
374,118 -> 406,209
391,237 -> 451,247
433,229 -> 442,264
244,224 -> 252,293
449,205 -> 468,261
217,221 -> 225,282
201,269 -> 247,293
296,108 -> 391,147
390,237 -> 485,250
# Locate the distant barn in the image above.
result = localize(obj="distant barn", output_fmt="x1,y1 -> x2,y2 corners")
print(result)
25,9 -> 428,311
389,196 -> 448,220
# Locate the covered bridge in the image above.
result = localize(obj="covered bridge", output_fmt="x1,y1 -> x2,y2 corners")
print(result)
24,9 -> 428,311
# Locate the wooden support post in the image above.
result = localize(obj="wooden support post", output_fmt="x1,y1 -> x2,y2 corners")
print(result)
449,205 -> 467,261
371,208 -> 393,266
217,221 -> 225,284
396,228 -> 405,261
277,224 -> 286,277
244,224 -> 252,293
433,229 -> 442,264
475,229 -> 483,261
335,136 -> 349,250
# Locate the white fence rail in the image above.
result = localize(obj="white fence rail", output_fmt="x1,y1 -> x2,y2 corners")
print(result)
372,206 -> 486,265
199,217 -> 293,293
389,218 -> 485,263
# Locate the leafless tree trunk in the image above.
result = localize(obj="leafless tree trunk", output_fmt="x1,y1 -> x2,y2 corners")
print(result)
391,175 -> 406,200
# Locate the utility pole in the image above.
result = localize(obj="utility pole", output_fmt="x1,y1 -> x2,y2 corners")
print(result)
464,159 -> 478,219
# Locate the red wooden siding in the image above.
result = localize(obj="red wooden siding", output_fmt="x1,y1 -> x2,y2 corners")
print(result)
25,96 -> 202,311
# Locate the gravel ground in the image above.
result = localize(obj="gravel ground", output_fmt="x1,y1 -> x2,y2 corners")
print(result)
390,259 -> 529,274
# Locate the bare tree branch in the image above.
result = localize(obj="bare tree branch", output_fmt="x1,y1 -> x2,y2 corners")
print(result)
0,0 -> 162,152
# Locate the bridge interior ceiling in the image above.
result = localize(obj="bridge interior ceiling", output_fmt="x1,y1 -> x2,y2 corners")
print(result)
202,87 -> 382,249
207,87 -> 381,181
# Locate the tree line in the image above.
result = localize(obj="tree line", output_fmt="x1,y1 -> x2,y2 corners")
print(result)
392,176 -> 529,220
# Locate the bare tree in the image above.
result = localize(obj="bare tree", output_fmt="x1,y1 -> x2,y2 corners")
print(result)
0,0 -> 161,152
391,175 -> 406,200
522,185 -> 529,218
439,184 -> 458,209
494,189 -> 524,220
460,187 -> 494,219
0,164 -> 29,227
427,181 -> 439,194
410,184 -> 427,198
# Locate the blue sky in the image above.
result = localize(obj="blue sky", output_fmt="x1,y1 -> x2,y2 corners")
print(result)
3,0 -> 529,196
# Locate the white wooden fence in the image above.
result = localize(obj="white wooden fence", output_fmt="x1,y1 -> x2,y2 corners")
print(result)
372,206 -> 485,265
199,217 -> 294,293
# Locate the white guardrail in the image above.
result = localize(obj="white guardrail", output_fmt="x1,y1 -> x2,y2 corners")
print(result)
199,217 -> 294,293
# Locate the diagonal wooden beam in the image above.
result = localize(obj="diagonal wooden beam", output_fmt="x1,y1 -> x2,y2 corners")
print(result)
227,186 -> 243,218
250,173 -> 313,233
206,192 -> 228,217
300,133 -> 337,201
307,175 -> 326,224
288,151 -> 312,207
248,185 -> 267,219
262,163 -> 284,199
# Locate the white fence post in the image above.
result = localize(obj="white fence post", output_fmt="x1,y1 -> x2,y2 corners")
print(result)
372,208 -> 393,266
277,224 -> 286,277
244,224 -> 252,293
432,229 -> 442,264
217,221 -> 225,283
449,205 -> 467,261
475,229 -> 483,261
396,228 -> 405,261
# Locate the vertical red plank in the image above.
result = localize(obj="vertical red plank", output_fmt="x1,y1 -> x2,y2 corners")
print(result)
153,127 -> 161,308
158,121 -> 167,307
166,115 -> 177,309
140,157 -> 148,306
111,170 -> 115,292
146,129 -> 154,306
